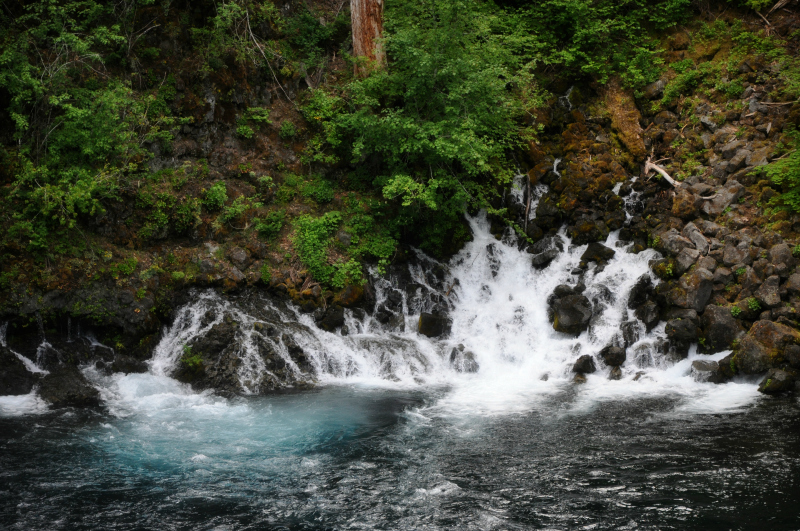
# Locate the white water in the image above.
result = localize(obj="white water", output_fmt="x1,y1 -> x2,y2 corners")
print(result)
1,215 -> 763,419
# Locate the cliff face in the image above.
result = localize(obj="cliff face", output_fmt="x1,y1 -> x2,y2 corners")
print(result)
2,2 -> 800,403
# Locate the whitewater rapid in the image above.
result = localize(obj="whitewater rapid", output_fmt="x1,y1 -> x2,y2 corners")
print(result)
1,210 -> 763,419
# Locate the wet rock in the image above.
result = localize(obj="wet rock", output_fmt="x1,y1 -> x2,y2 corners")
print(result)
573,373 -> 587,384
572,354 -> 596,374
628,275 -> 654,309
758,368 -> 795,395
621,321 -> 640,348
449,345 -> 479,373
634,301 -> 660,331
319,305 -> 345,332
532,248 -> 560,269
722,243 -> 750,267
700,305 -> 745,353
110,355 -> 148,374
727,149 -> 750,173
609,366 -> 623,380
673,268 -> 714,313
691,360 -> 724,383
713,267 -> 733,285
754,275 -> 782,309
418,312 -> 451,338
282,333 -> 312,371
599,345 -> 626,367
0,347 -> 37,395
666,318 -> 698,344
580,242 -> 615,264
334,285 -> 364,307
551,294 -> 593,336
38,366 -> 100,408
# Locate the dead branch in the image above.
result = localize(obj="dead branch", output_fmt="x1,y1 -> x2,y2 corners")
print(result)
645,157 -> 680,187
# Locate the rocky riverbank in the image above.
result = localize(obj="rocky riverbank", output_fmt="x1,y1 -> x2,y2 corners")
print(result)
3,10 -> 800,407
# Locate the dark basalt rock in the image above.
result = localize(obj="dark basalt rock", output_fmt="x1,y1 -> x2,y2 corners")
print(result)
110,355 -> 148,374
691,360 -> 724,384
0,347 -> 38,395
608,366 -> 623,380
572,354 -> 596,374
551,294 -> 593,336
38,365 -> 100,408
700,305 -> 745,353
599,345 -> 626,367
634,301 -> 660,331
318,305 -> 345,331
628,275 -> 654,309
531,248 -> 560,269
758,368 -> 795,395
580,242 -> 616,265
418,312 -> 451,338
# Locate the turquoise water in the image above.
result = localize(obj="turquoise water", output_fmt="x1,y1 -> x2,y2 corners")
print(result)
2,374 -> 799,530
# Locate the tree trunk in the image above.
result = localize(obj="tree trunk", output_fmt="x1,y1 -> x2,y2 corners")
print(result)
351,0 -> 384,76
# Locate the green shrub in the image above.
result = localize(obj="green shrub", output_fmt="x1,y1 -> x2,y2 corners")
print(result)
180,345 -> 203,371
204,182 -> 228,211
255,210 -> 285,239
731,306 -> 742,318
747,297 -> 761,312
279,121 -> 297,140
110,257 -> 138,278
760,131 -> 800,212
299,175 -> 335,203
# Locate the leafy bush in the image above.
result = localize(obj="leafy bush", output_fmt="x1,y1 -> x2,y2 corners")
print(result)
760,131 -> 800,212
255,210 -> 286,239
180,345 -> 203,371
204,183 -> 228,211
731,306 -> 742,318
299,175 -> 335,203
747,297 -> 761,312
279,121 -> 297,140
292,212 -> 362,287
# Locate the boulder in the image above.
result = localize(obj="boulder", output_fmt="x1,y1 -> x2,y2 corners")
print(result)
784,273 -> 800,296
580,242 -> 616,264
720,140 -> 746,159
682,223 -> 710,255
643,79 -> 665,99
769,243 -> 796,269
599,345 -> 626,366
418,312 -> 451,338
110,355 -> 148,374
666,318 -> 698,343
609,366 -> 623,380
628,275 -> 654,308
691,360 -> 724,383
680,268 -> 715,312
672,188 -> 701,220
749,320 -> 800,352
784,344 -> 800,369
734,336 -> 774,374
754,275 -> 782,309
572,354 -> 597,374
659,228 -> 694,256
675,247 -> 701,275
703,181 -> 744,216
552,294 -> 593,335
0,347 -> 38,395
319,305 -> 345,331
532,248 -> 560,269
38,366 -> 100,408
700,305 -> 745,352
727,149 -> 750,173
758,368 -> 795,395
634,301 -> 661,331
